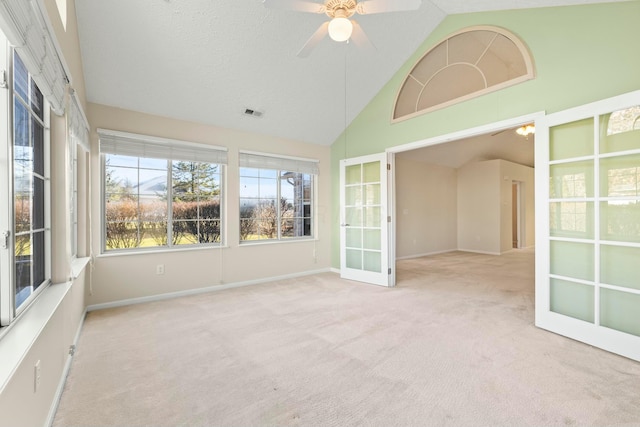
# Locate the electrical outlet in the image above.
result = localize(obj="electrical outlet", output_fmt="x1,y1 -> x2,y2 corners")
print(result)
34,360 -> 41,393
156,264 -> 164,275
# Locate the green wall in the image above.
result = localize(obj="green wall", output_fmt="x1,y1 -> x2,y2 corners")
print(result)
330,1 -> 640,268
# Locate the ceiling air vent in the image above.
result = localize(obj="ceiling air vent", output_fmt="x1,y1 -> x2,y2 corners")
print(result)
244,108 -> 263,118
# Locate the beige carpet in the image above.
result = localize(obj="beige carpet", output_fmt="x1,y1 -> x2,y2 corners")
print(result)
54,250 -> 640,427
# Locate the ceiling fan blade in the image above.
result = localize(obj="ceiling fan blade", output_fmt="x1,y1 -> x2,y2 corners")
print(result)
262,0 -> 325,13
350,20 -> 375,52
356,0 -> 421,15
296,21 -> 329,58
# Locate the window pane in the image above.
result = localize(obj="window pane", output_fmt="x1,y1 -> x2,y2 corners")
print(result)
549,118 -> 594,161
550,278 -> 594,323
15,233 -> 31,308
105,221 -> 141,250
13,52 -> 28,101
240,176 -> 259,198
240,167 -> 260,178
259,178 -> 277,198
106,165 -> 139,195
600,245 -> 640,291
600,288 -> 640,337
549,201 -> 594,239
549,161 -> 593,198
14,100 -> 31,171
139,221 -> 166,248
32,117 -> 44,176
600,106 -> 640,154
106,154 -> 138,168
33,177 -> 45,229
600,154 -> 640,197
14,178 -> 31,233
600,200 -> 640,243
32,231 -> 45,288
550,240 -> 594,282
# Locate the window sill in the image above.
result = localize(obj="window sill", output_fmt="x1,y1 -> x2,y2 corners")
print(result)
98,245 -> 229,258
71,257 -> 91,279
0,282 -> 71,394
239,238 -> 317,247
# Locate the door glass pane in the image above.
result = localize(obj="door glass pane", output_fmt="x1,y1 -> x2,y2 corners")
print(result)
345,228 -> 362,249
345,207 -> 362,227
345,186 -> 361,206
346,249 -> 362,269
364,184 -> 380,205
549,201 -> 593,239
363,250 -> 381,273
364,206 -> 381,228
363,161 -> 380,183
549,118 -> 594,161
600,155 -> 640,197
599,106 -> 640,154
600,201 -> 640,243
550,240 -> 594,281
600,245 -> 640,290
549,161 -> 593,198
600,288 -> 640,337
346,164 -> 361,185
363,229 -> 381,250
550,278 -> 594,323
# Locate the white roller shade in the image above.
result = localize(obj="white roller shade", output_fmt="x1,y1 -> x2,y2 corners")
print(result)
68,90 -> 90,152
0,0 -> 69,114
239,151 -> 319,175
98,129 -> 228,165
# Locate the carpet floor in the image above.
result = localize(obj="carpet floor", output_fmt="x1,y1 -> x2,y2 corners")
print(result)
53,249 -> 640,426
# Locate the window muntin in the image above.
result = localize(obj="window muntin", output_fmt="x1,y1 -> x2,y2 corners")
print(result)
12,52 -> 50,311
103,154 -> 223,251
239,167 -> 313,242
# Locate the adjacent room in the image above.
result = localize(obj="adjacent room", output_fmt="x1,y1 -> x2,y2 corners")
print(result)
1,1 -> 639,426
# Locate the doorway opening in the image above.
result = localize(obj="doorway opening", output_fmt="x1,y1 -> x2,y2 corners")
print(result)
389,115 -> 539,290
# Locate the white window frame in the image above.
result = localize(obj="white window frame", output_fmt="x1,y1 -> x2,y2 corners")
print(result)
98,129 -> 228,253
239,151 -> 318,244
0,42 -> 52,327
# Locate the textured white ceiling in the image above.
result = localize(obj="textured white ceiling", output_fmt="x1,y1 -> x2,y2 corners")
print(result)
74,0 -> 622,146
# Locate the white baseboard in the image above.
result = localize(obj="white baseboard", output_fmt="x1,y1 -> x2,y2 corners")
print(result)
396,249 -> 457,260
330,267 -> 340,274
46,308 -> 87,427
86,268 -> 332,312
457,248 -> 502,256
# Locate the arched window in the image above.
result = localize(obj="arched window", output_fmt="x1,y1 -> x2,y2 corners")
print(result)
393,26 -> 535,122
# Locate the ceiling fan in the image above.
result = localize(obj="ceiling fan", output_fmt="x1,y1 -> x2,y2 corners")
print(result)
263,0 -> 422,57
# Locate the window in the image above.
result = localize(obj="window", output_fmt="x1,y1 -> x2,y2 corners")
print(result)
0,48 -> 51,325
239,152 -> 317,242
98,130 -> 227,252
393,26 -> 535,121
67,92 -> 90,259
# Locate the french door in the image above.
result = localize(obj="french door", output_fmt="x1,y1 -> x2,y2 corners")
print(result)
535,90 -> 640,361
340,153 -> 393,286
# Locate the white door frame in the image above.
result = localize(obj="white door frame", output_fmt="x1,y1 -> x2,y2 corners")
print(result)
386,111 -> 545,265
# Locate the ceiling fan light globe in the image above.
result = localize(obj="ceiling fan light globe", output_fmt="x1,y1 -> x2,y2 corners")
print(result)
328,17 -> 353,41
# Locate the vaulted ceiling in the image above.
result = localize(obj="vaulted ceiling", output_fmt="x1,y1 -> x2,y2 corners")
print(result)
75,0 -> 621,146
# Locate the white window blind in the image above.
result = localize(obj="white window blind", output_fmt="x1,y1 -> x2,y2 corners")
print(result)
68,90 -> 90,152
98,129 -> 228,165
0,0 -> 69,114
239,151 -> 319,175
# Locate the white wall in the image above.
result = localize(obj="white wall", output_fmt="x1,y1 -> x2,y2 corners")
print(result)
395,158 -> 457,259
457,160 -> 502,254
87,103 -> 332,306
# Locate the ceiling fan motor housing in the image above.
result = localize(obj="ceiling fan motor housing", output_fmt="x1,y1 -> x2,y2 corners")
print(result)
325,0 -> 357,18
